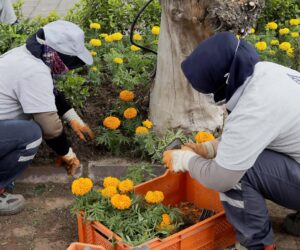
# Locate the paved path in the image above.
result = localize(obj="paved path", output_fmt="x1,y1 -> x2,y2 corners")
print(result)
13,0 -> 78,18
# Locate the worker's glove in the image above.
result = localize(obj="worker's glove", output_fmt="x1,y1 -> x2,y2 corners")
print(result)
62,108 -> 94,141
163,149 -> 198,172
184,139 -> 218,159
56,148 -> 81,176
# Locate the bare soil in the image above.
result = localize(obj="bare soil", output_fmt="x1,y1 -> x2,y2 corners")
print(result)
0,183 -> 77,250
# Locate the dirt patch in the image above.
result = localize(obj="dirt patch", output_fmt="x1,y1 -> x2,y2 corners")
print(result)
0,183 -> 77,250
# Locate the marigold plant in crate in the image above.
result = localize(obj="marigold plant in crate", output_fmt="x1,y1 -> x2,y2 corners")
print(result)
72,171 -> 236,250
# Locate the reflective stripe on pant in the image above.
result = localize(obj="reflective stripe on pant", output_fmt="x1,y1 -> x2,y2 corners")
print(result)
221,149 -> 300,250
0,119 -> 42,188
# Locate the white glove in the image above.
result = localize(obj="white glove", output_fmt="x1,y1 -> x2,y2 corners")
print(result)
163,150 -> 198,172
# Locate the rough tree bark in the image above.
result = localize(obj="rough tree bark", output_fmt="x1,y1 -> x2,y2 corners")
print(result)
150,0 -> 264,133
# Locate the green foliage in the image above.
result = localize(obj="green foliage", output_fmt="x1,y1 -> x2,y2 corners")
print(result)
246,20 -> 300,71
66,0 -> 161,33
12,0 -> 24,19
125,163 -> 157,185
56,72 -> 90,108
258,0 -> 300,29
96,127 -> 131,155
30,11 -> 60,27
0,21 -> 36,54
134,129 -> 191,163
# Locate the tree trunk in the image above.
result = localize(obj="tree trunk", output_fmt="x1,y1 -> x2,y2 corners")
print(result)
150,0 -> 264,133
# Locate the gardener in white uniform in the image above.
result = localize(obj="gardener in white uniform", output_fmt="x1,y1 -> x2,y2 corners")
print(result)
0,20 -> 94,215
0,0 -> 17,24
164,32 -> 300,250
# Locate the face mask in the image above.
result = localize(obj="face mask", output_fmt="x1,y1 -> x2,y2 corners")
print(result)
42,46 -> 69,76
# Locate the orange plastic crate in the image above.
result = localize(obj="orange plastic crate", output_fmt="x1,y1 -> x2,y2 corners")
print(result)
67,242 -> 106,250
77,170 -> 236,250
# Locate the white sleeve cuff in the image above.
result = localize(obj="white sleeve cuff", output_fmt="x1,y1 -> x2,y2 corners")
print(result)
62,108 -> 84,125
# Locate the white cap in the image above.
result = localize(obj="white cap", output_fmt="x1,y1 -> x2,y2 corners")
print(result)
38,20 -> 93,65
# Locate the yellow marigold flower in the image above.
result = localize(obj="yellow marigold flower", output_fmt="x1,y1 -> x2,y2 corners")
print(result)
114,57 -> 123,64
130,45 -> 141,51
287,48 -> 294,58
270,39 -> 279,45
100,33 -> 108,38
103,176 -> 120,188
124,107 -> 138,119
105,35 -> 114,42
133,33 -> 142,41
90,51 -> 97,56
103,116 -> 121,130
71,178 -> 93,196
255,41 -> 267,51
135,126 -> 149,135
119,90 -> 134,102
269,50 -> 276,55
279,28 -> 290,35
101,186 -> 118,198
151,26 -> 160,35
91,66 -> 97,72
265,22 -> 278,30
145,191 -> 164,204
142,119 -> 153,129
162,214 -> 171,225
118,179 -> 134,193
89,39 -> 102,47
111,194 -> 131,210
250,28 -> 255,34
90,22 -> 101,29
194,131 -> 215,143
290,19 -> 300,26
291,32 -> 299,38
111,32 -> 123,41
279,42 -> 292,51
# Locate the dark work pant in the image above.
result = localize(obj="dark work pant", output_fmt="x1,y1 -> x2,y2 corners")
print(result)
0,119 -> 42,188
220,150 -> 300,250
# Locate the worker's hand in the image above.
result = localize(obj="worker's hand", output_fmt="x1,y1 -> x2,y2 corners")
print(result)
163,149 -> 198,173
184,139 -> 219,159
62,108 -> 94,141
56,148 -> 81,176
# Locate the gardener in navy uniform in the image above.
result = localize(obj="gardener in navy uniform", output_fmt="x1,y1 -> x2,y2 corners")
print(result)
163,32 -> 300,250
0,20 -> 94,215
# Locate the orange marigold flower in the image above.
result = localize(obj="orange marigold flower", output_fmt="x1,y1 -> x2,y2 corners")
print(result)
100,186 -> 118,198
111,194 -> 132,210
119,90 -> 134,102
103,176 -> 120,188
142,119 -> 153,129
124,107 -> 138,119
135,126 -> 149,135
118,179 -> 134,193
145,191 -> 164,204
162,213 -> 171,225
194,131 -> 215,143
71,178 -> 93,196
103,116 -> 121,130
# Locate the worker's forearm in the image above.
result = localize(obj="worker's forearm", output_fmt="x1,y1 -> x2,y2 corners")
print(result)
188,156 -> 246,192
32,112 -> 70,155
54,88 -> 72,117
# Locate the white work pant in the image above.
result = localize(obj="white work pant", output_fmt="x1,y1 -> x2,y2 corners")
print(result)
0,0 -> 17,24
